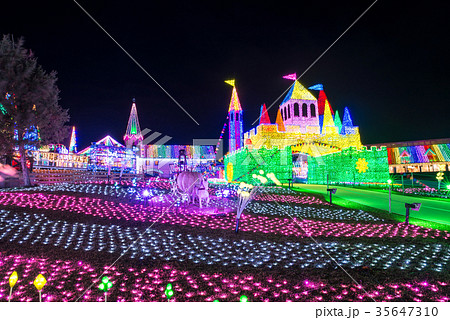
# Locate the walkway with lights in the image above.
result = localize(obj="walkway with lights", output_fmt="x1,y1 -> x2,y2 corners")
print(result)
293,184 -> 450,226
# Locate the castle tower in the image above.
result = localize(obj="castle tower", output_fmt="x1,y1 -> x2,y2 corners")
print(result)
275,108 -> 285,132
225,80 -> 243,153
280,76 -> 320,134
123,98 -> 143,147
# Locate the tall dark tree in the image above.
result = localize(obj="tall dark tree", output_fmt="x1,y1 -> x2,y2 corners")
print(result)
0,35 -> 70,186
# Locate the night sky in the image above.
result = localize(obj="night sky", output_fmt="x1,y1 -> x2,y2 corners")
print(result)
2,1 -> 449,149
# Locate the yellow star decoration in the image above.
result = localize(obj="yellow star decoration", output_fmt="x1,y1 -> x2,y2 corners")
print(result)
355,158 -> 369,173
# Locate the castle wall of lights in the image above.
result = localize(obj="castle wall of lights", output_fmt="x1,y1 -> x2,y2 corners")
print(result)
225,146 -> 293,184
307,146 -> 390,185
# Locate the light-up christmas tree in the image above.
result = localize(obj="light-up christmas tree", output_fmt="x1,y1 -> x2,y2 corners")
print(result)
123,98 -> 143,148
69,126 -> 77,153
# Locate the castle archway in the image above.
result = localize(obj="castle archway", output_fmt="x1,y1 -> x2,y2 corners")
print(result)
291,142 -> 341,182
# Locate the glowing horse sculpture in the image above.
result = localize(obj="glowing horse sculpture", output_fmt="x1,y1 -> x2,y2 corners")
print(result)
172,171 -> 209,208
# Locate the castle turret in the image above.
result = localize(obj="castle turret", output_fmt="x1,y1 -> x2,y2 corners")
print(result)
225,80 -> 243,153
341,107 -> 356,135
275,108 -> 285,132
321,100 -> 339,135
333,109 -> 343,133
317,89 -> 334,129
279,78 -> 320,134
259,103 -> 271,125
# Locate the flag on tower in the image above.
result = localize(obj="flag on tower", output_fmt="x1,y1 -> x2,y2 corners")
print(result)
308,84 -> 324,91
224,79 -> 235,87
282,73 -> 297,81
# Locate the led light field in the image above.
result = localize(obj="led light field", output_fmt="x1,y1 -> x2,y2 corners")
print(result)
0,181 -> 449,302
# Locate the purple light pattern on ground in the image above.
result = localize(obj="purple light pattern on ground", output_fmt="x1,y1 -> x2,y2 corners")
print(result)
0,253 -> 448,302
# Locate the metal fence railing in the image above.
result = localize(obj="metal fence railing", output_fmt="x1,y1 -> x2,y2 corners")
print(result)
30,169 -> 139,185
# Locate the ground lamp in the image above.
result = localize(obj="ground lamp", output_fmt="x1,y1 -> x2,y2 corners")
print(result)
165,283 -> 174,301
143,189 -> 150,206
216,187 -> 231,214
404,203 -> 421,225
98,276 -> 113,302
436,172 -> 444,190
387,179 -> 392,213
33,274 -> 47,302
240,295 -> 249,302
326,188 -> 337,204
8,271 -> 18,302
236,183 -> 255,233
266,172 -> 281,186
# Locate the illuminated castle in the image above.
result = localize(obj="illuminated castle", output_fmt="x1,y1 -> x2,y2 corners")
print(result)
244,80 -> 362,156
225,77 -> 389,184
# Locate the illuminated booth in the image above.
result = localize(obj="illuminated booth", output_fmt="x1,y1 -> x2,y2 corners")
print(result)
33,148 -> 88,169
138,144 -> 217,178
78,135 -> 136,173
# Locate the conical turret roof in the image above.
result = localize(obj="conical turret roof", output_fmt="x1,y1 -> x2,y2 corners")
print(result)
228,86 -> 242,112
259,103 -> 271,124
282,80 -> 316,104
318,90 -> 334,116
275,108 -> 285,132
